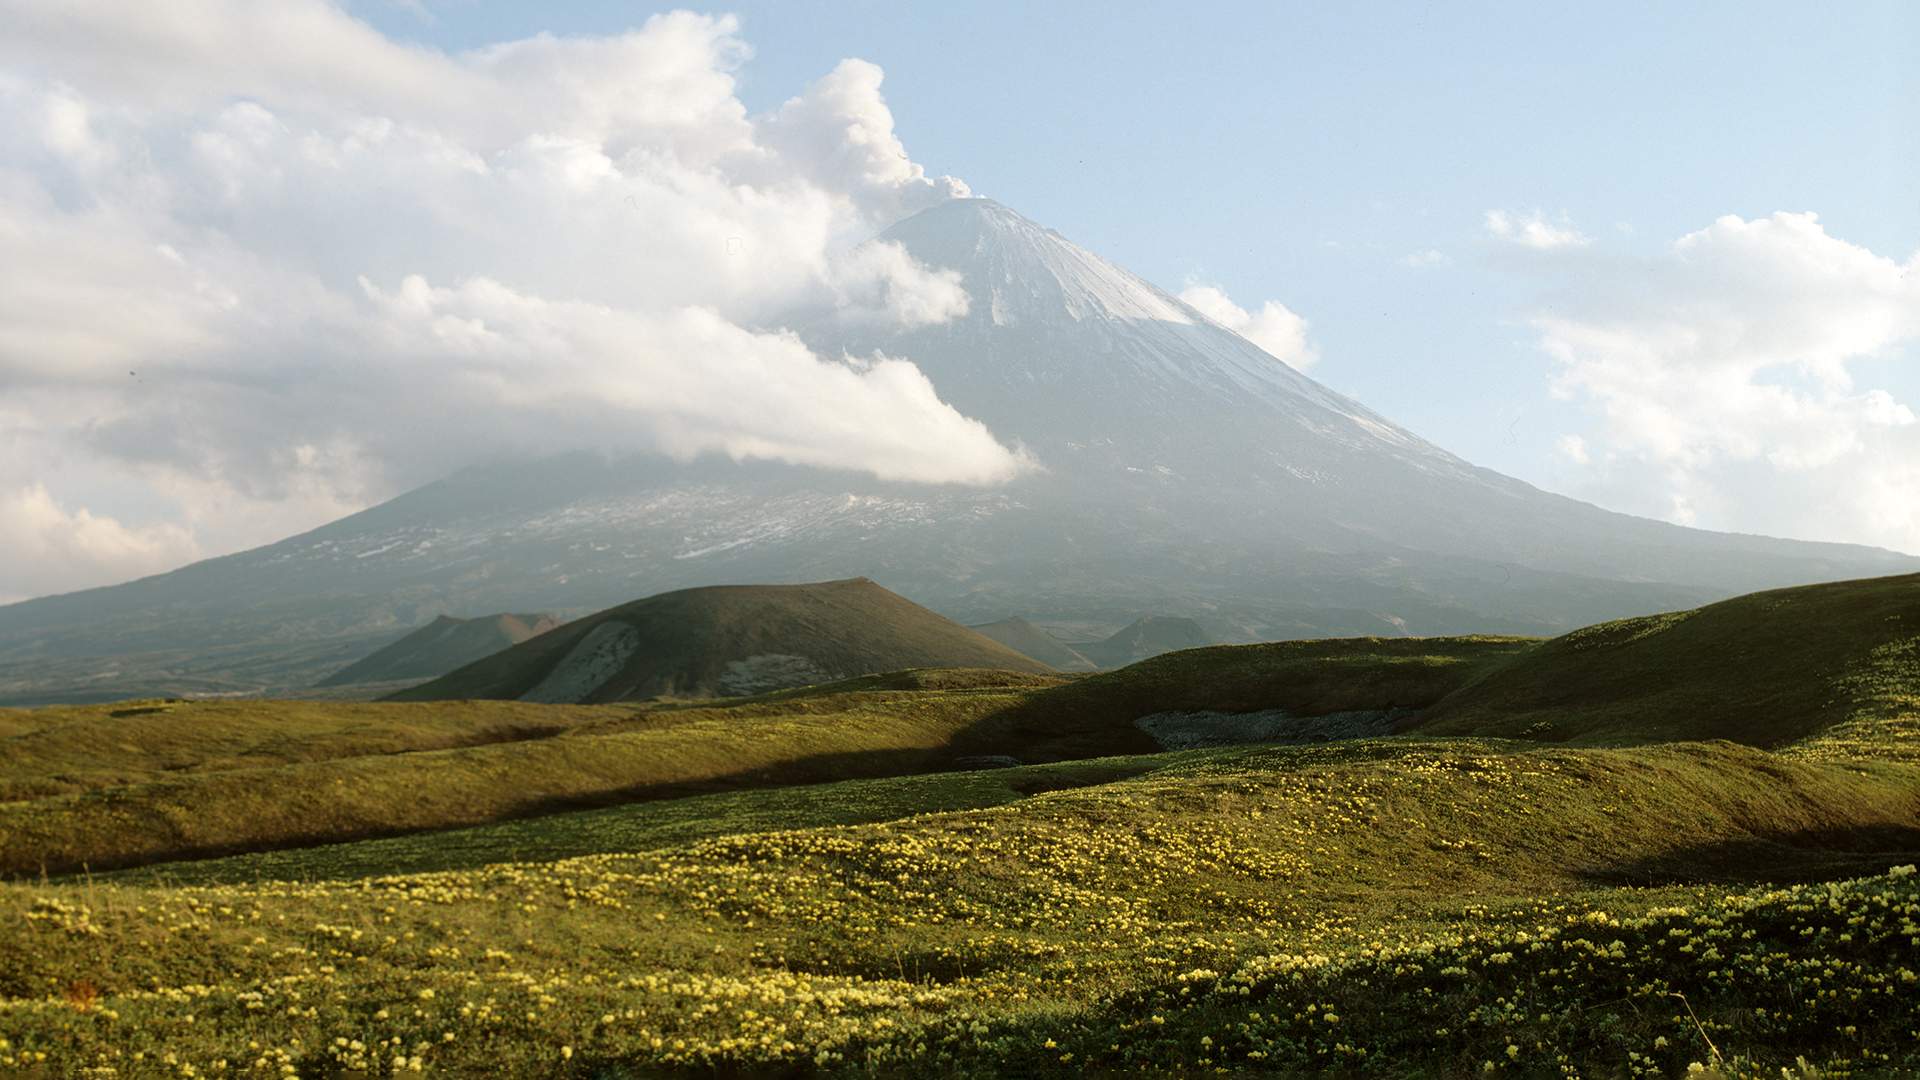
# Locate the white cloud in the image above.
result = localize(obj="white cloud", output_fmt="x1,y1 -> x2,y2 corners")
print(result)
1485,208 -> 1591,250
1521,211 -> 1920,553
1400,248 -> 1450,268
819,241 -> 971,328
1177,284 -> 1319,370
1555,434 -> 1590,465
0,485 -> 201,598
760,59 -> 971,225
0,3 -> 1017,600
354,273 -> 1022,485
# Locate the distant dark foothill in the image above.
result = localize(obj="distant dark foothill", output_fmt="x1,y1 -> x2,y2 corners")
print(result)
969,617 -> 1099,671
1077,615 -> 1216,668
319,613 -> 563,687
391,578 -> 1054,704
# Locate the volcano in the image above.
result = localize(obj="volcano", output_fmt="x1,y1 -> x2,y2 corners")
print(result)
1,199 -> 1910,702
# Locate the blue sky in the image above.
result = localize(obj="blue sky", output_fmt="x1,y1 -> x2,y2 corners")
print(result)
347,0 -> 1920,507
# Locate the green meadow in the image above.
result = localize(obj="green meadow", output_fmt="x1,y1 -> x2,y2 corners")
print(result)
3,575 -> 1918,1077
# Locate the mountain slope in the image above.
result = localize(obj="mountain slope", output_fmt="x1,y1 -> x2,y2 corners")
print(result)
838,200 -> 1913,592
317,613 -> 562,687
393,578 -> 1054,703
969,617 -> 1098,672
0,199 -> 1912,702
854,200 -> 1471,480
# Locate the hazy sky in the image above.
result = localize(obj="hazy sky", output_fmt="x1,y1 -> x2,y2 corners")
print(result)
2,1 -> 1917,601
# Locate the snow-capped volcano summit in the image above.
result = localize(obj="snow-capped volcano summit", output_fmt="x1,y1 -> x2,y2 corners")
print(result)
1,198 -> 1911,702
827,198 -> 1467,484
882,198 -> 1201,326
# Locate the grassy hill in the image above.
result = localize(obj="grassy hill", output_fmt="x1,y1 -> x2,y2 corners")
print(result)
9,574 -> 1919,881
1414,572 -> 1920,756
6,575 -> 1920,1074
982,634 -> 1534,758
0,638 -> 1533,877
102,754 -> 1161,885
0,685 -> 1028,877
4,739 -> 1916,1076
392,578 -> 1054,704
0,698 -> 632,804
98,736 -> 1920,891
317,613 -> 563,687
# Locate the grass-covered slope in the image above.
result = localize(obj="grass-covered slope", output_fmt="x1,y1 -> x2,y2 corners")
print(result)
1415,572 -> 1920,755
989,635 -> 1534,754
95,734 -> 1920,891
0,638 -> 1548,879
317,613 -> 562,687
101,756 -> 1162,886
3,740 -> 1917,1077
7,575 -> 1920,1074
393,578 -> 1053,703
0,698 -> 635,803
0,686 -> 1032,877
11,573 -> 1917,882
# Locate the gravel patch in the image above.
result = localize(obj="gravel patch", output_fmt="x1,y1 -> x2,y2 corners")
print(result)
1134,707 -> 1414,750
520,622 -> 640,703
718,653 -> 836,696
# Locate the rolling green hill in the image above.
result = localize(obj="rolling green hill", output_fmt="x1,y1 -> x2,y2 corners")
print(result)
0,637 -> 1535,878
14,574 -> 1919,880
5,739 -> 1917,1076
1414,572 -> 1920,756
392,578 -> 1054,704
0,685 -> 1028,877
0,698 -> 632,804
102,737 -> 1920,891
6,575 -> 1920,1075
982,634 -> 1535,758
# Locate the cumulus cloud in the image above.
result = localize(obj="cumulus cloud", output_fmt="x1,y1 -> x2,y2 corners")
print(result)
0,485 -> 201,601
1400,248 -> 1450,268
0,2 -> 1011,600
818,241 -> 971,328
760,59 -> 972,225
1485,209 -> 1591,250
1177,284 -> 1319,370
354,273 -> 1019,484
1521,211 -> 1920,553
